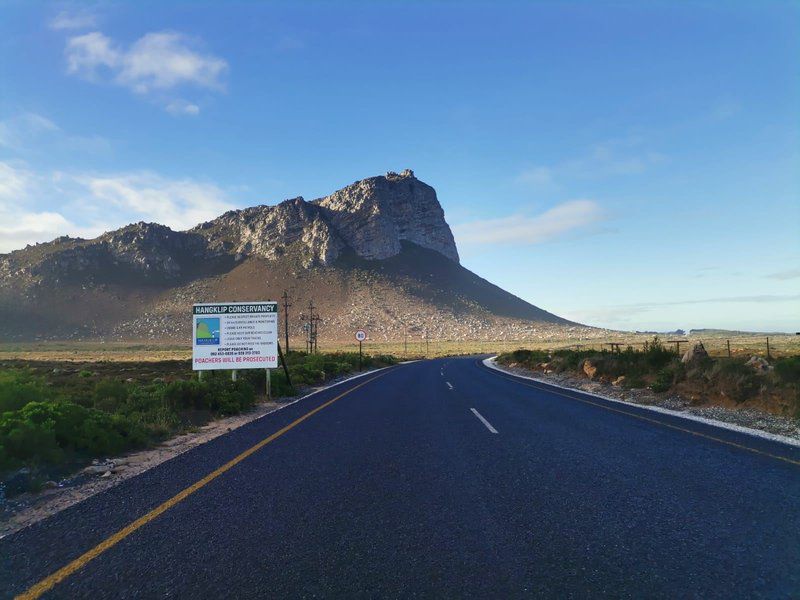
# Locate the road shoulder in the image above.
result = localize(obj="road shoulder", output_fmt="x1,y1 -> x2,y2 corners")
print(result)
0,366 -> 390,539
483,356 -> 800,448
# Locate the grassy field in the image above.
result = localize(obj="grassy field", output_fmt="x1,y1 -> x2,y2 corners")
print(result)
1,332 -> 797,362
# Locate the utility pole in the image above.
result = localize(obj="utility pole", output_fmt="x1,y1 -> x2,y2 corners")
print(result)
281,290 -> 291,354
312,315 -> 321,354
307,300 -> 315,354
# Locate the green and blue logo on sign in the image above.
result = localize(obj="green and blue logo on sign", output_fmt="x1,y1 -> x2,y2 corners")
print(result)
196,318 -> 220,345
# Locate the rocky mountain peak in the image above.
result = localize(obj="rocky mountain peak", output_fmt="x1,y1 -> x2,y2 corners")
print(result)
316,170 -> 459,263
2,170 -> 460,283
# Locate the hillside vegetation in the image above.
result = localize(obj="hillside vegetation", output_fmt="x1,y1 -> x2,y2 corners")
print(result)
0,351 -> 395,498
497,338 -> 800,418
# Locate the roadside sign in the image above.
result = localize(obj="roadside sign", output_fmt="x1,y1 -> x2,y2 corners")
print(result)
192,302 -> 278,370
355,329 -> 367,342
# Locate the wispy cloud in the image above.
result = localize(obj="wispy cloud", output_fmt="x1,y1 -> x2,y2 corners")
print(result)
766,267 -> 800,281
75,171 -> 234,230
49,10 -> 97,31
710,99 -> 741,121
0,164 -> 236,253
63,30 -> 228,114
453,199 -> 604,246
0,161 -> 32,200
517,136 -> 666,189
0,112 -> 110,154
165,99 -> 201,116
572,294 -> 800,326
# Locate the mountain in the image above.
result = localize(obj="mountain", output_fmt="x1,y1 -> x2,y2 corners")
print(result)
0,170 -> 592,343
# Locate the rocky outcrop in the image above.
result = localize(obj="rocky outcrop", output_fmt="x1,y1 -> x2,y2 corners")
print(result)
193,197 -> 345,267
316,169 -> 459,262
1,170 -> 460,281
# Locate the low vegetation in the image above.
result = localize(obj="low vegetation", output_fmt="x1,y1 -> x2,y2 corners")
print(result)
0,351 -> 395,497
497,338 -> 800,418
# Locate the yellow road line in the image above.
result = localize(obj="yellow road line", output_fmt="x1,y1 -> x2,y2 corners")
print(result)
480,362 -> 800,467
16,368 -> 396,600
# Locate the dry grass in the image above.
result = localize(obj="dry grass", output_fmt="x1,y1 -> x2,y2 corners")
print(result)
5,331 -> 793,362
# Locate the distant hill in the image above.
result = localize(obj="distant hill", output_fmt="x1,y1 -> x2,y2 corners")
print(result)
0,170 -> 593,343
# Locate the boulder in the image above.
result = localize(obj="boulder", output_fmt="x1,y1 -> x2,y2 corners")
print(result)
745,356 -> 772,373
582,359 -> 598,380
681,343 -> 709,364
612,376 -> 626,386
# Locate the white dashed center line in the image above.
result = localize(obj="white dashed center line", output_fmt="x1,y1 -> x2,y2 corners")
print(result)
470,408 -> 498,434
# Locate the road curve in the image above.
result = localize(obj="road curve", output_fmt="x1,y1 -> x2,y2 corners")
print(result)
2,357 -> 799,598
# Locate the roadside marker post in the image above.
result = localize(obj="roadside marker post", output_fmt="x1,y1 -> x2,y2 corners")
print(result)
355,329 -> 367,371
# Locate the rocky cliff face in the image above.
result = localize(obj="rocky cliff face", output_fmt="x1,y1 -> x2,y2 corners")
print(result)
316,169 -> 459,262
192,169 -> 458,268
0,170 -> 459,284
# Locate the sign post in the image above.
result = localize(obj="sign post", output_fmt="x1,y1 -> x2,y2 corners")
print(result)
192,302 -> 279,396
355,329 -> 367,371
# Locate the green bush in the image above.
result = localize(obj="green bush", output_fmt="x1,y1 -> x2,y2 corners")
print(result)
0,369 -> 54,413
93,379 -> 129,412
650,362 -> 684,393
498,349 -> 550,367
774,356 -> 800,386
710,360 -> 759,403
643,337 -> 676,370
0,401 -> 147,473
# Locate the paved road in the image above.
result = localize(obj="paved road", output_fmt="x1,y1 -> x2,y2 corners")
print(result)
2,357 -> 799,598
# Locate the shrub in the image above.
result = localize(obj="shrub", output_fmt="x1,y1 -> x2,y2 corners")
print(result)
710,360 -> 759,403
774,356 -> 800,386
0,369 -> 54,413
0,401 -> 147,473
643,337 -> 675,370
93,379 -> 129,412
650,362 -> 684,393
499,349 -> 549,367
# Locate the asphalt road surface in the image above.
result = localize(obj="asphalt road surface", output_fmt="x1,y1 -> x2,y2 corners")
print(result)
2,357 -> 799,599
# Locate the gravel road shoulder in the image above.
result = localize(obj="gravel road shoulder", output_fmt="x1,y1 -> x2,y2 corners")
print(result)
485,357 -> 800,447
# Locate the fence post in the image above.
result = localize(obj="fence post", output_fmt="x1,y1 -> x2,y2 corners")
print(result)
766,337 -> 771,360
726,339 -> 731,358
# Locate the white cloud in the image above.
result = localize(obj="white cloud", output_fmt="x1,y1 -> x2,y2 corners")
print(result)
517,137 -> 666,188
65,31 -> 119,77
66,30 -> 227,92
49,10 -> 97,31
0,162 -> 32,200
516,166 -> 554,187
453,200 -> 604,246
166,100 -> 201,116
0,112 -> 109,154
63,30 -> 227,113
76,172 -> 234,231
0,165 -> 236,253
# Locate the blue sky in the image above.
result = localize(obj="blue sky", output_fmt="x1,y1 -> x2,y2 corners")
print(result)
1,1 -> 798,332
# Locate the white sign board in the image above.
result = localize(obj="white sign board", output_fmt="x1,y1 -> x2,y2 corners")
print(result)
192,302 -> 278,371
355,329 -> 367,342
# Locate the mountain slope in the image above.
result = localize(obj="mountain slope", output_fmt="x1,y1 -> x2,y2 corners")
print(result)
0,170 -> 586,342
